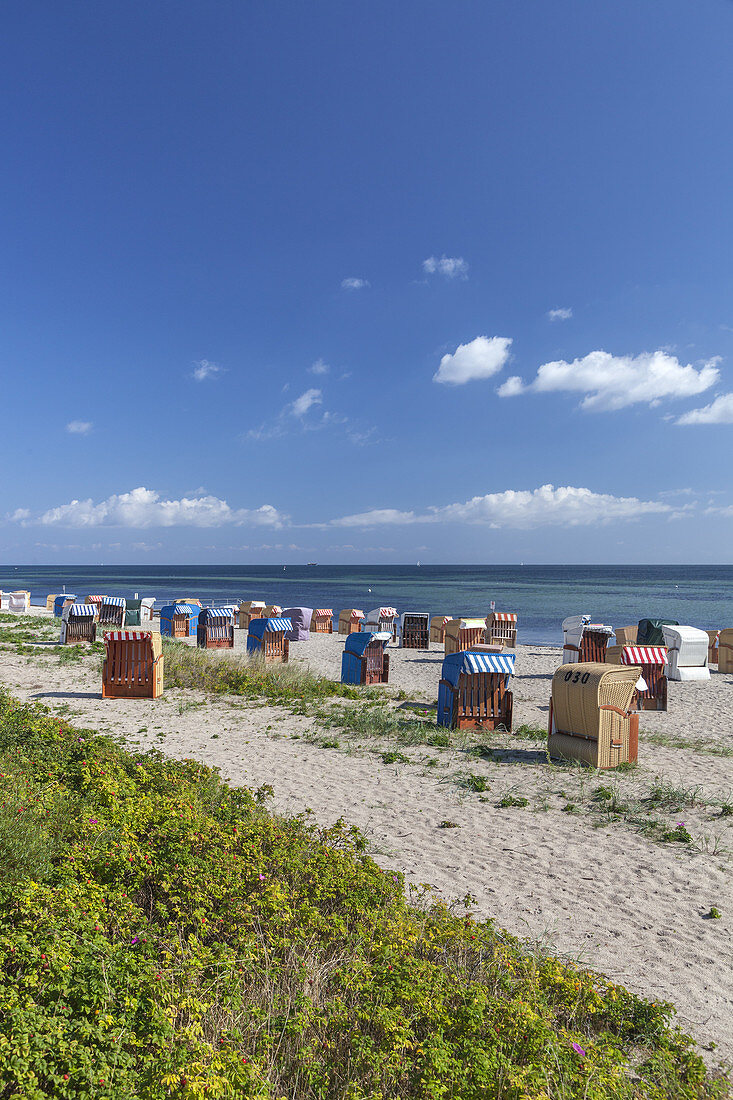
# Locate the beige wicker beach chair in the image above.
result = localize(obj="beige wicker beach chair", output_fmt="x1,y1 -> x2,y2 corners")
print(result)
430,615 -> 452,644
238,600 -> 266,629
310,609 -> 333,633
614,625 -> 638,646
444,618 -> 487,655
338,609 -> 364,635
706,630 -> 720,665
548,662 -> 640,769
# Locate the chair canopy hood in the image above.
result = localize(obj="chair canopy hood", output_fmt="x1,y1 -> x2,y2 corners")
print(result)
248,617 -> 292,639
345,631 -> 391,656
440,650 -> 516,687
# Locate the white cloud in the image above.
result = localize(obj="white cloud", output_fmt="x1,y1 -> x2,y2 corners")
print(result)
192,359 -> 224,382
66,420 -> 93,435
496,375 -> 525,398
677,393 -> 733,425
341,277 -> 370,290
15,487 -> 286,529
547,307 -> 573,321
331,484 -> 671,529
289,388 -> 323,417
433,336 -> 512,386
308,358 -> 330,375
423,255 -> 469,280
499,350 -> 720,411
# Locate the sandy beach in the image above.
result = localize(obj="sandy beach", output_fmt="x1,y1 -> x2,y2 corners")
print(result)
1,608 -> 731,1065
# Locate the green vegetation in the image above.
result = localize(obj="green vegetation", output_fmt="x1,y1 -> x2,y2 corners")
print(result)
0,689 -> 726,1098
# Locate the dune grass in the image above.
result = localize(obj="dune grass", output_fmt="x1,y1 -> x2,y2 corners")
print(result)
0,688 -> 727,1099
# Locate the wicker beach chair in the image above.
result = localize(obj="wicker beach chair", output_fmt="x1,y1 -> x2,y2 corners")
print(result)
197,607 -> 236,649
486,611 -> 518,649
637,618 -> 678,646
8,591 -> 30,613
338,609 -> 365,635
614,625 -> 638,646
45,594 -> 63,613
263,604 -> 282,618
620,646 -> 667,710
718,629 -> 733,673
438,651 -> 516,731
662,626 -> 710,681
282,607 -> 312,642
102,630 -> 164,699
54,595 -> 75,618
341,631 -> 391,685
98,596 -> 126,629
548,663 -> 640,769
399,612 -> 430,649
238,601 -> 266,629
60,602 -> 97,645
311,609 -> 333,634
159,603 -> 199,639
246,617 -> 291,662
444,618 -> 487,655
430,615 -> 452,644
706,630 -> 720,665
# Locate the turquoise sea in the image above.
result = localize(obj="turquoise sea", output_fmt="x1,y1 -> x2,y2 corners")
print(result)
2,564 -> 730,646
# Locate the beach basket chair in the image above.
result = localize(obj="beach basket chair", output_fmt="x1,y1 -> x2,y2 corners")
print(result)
246,617 -> 291,662
85,595 -> 106,618
364,607 -> 398,638
444,618 -> 487,655
438,651 -> 516,731
548,663 -> 640,769
98,596 -> 126,629
238,601 -> 266,629
102,630 -> 164,699
399,612 -> 430,649
197,607 -> 236,649
614,625 -> 638,646
706,630 -> 720,665
486,612 -> 518,649
159,603 -> 199,638
562,616 -> 614,663
60,603 -> 97,645
8,591 -> 31,612
430,615 -> 452,644
54,594 -> 75,618
45,594 -> 63,613
282,607 -> 312,642
176,597 -> 202,607
619,646 -> 667,710
662,626 -> 710,681
341,631 -> 391,685
637,618 -> 678,646
310,608 -> 333,633
263,604 -> 282,617
718,629 -> 733,674
338,609 -> 365,635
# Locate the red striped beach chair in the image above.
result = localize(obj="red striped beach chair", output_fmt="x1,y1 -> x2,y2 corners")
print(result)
486,611 -> 518,648
338,609 -> 364,635
620,645 -> 667,711
310,608 -> 333,633
102,630 -> 164,699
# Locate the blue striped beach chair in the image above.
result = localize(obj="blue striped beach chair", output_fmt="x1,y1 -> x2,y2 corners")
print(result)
197,607 -> 236,649
438,651 -> 516,731
60,603 -> 97,645
246,617 -> 291,662
98,596 -> 127,628
160,603 -> 199,638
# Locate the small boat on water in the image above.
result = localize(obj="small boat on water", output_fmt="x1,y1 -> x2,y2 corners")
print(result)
307,562 -> 317,566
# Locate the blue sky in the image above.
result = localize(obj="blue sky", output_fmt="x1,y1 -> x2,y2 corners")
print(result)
2,0 -> 732,564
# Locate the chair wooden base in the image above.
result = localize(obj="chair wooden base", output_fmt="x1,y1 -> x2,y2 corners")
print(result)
361,648 -> 389,684
441,673 -> 513,731
197,625 -> 234,649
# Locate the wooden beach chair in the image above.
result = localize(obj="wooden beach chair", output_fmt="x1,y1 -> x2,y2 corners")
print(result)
637,618 -> 678,646
706,630 -> 720,665
364,607 -> 398,638
98,596 -> 126,629
444,618 -> 486,655
282,607 -> 312,642
619,645 -> 667,710
238,601 -> 266,629
102,630 -> 164,699
246,616 -> 291,662
430,615 -> 452,644
718,629 -> 733,673
338,609 -> 364,635
399,612 -> 430,649
310,608 -> 333,633
8,591 -> 31,612
548,663 -> 640,769
486,611 -> 518,649
85,595 -> 106,619
60,602 -> 97,645
341,631 -> 390,685
197,607 -> 236,649
662,625 -> 710,681
614,625 -> 638,646
437,651 -> 516,731
159,603 -> 199,638
562,616 -> 613,663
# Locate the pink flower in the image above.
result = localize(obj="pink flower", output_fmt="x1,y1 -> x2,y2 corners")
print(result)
571,1042 -> 586,1057
89,818 -> 98,824
258,874 -> 265,881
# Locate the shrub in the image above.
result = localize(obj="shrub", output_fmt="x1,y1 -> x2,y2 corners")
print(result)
0,689 -> 726,1099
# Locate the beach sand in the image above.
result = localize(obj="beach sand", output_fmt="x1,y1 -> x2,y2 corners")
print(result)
1,610 -> 731,1064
